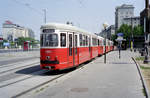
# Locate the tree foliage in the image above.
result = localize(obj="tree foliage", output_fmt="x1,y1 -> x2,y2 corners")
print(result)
17,37 -> 36,46
117,24 -> 144,39
115,24 -> 144,47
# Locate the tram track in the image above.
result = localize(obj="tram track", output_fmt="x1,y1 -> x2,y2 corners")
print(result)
11,67 -> 82,98
0,55 -> 96,98
0,70 -> 49,88
12,73 -> 65,98
0,62 -> 40,75
11,58 -> 94,98
0,57 -> 39,68
0,55 -> 99,98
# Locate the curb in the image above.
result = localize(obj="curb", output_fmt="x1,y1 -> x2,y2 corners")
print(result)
132,57 -> 150,98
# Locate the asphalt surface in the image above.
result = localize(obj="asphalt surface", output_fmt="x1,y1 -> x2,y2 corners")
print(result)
0,48 -> 39,53
0,64 -> 40,82
0,50 -> 40,65
0,50 -> 40,82
0,57 -> 39,66
24,50 -> 145,98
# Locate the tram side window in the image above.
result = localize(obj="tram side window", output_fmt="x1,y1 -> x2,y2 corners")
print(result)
86,36 -> 88,46
108,42 -> 110,46
79,34 -> 82,46
83,35 -> 85,46
100,40 -> 102,46
92,38 -> 96,46
60,33 -> 66,47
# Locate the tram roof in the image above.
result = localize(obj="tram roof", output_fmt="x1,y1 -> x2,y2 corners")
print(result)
41,23 -> 97,36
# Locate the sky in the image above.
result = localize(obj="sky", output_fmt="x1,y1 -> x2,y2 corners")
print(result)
0,0 -> 145,40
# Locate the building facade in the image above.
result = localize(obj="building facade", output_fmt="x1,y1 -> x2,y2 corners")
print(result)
99,25 -> 115,40
123,16 -> 140,27
2,21 -> 35,41
115,4 -> 134,30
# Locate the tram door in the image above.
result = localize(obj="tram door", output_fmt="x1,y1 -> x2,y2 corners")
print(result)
89,37 -> 92,58
68,33 -> 78,67
68,33 -> 73,67
74,34 -> 78,66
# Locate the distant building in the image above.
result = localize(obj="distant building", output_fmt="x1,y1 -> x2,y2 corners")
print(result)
22,28 -> 35,39
99,25 -> 115,40
115,4 -> 134,31
123,16 -> 140,27
2,20 -> 35,41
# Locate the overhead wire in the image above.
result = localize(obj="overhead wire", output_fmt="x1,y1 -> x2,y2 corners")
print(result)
11,0 -> 43,15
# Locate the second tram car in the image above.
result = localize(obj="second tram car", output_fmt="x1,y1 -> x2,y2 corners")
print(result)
40,23 -> 113,70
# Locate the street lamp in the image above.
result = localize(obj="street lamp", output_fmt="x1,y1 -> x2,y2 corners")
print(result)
103,22 -> 109,63
143,17 -> 149,63
130,17 -> 134,52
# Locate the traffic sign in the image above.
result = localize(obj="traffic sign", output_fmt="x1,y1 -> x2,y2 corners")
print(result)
117,33 -> 123,37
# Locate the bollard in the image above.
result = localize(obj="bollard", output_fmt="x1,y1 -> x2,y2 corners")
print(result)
134,49 -> 136,52
141,51 -> 144,56
144,55 -> 149,64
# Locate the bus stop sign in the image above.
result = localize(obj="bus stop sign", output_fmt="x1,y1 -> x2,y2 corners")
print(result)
117,33 -> 123,37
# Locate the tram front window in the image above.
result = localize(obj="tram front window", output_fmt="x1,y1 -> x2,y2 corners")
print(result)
41,34 -> 58,47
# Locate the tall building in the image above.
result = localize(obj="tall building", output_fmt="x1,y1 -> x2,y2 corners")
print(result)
115,4 -> 134,30
2,20 -> 35,41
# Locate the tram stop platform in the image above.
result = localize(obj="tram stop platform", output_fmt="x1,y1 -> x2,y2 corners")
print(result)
26,50 -> 146,98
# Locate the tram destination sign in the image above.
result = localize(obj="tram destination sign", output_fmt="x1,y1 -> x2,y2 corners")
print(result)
43,29 -> 55,33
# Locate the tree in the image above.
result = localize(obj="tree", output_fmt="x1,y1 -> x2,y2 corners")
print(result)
111,34 -> 117,45
133,25 -> 144,36
17,37 -> 36,46
116,24 -> 144,48
117,24 -> 131,40
117,24 -> 144,38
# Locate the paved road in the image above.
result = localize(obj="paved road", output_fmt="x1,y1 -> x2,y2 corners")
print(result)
24,50 -> 145,98
0,48 -> 39,53
0,57 -> 39,66
0,50 -> 40,65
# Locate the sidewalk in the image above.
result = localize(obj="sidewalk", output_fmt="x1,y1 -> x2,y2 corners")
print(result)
25,50 -> 145,98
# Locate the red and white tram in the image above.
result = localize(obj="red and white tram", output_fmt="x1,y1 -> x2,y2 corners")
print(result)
40,23 -> 113,70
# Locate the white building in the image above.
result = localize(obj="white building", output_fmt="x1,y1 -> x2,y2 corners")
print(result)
115,4 -> 134,30
2,21 -> 35,41
123,16 -> 140,27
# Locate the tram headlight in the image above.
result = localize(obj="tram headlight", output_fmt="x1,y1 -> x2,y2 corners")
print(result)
46,56 -> 50,60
